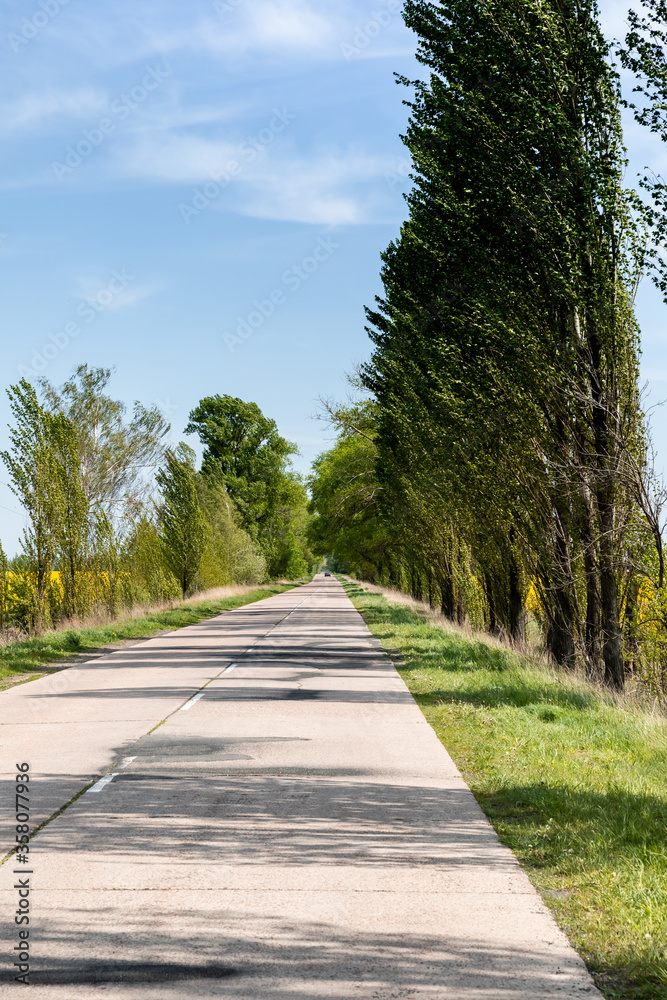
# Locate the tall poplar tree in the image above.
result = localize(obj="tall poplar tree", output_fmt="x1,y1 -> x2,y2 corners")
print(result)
362,0 -> 645,687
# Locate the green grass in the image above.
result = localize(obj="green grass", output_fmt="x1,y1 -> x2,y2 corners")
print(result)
0,582 -> 304,685
341,579 -> 667,1000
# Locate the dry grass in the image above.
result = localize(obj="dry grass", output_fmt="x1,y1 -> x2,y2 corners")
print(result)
346,576 -> 663,717
0,582 -> 278,645
0,581 -> 304,684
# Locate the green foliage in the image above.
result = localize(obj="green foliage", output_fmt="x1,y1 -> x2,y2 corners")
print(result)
308,402 -> 387,578
0,375 -> 310,637
1,380 -> 91,624
124,515 -> 180,605
346,580 -> 667,1000
48,409 -> 89,619
39,364 -> 170,521
309,402 -> 494,626
156,445 -> 208,597
186,394 -> 294,480
186,394 -> 313,578
197,478 -> 266,587
358,0 -> 647,687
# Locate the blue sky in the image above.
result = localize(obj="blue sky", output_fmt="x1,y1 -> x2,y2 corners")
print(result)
0,0 -> 666,555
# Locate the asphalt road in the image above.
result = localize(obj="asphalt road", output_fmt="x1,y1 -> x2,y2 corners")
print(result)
0,576 -> 602,998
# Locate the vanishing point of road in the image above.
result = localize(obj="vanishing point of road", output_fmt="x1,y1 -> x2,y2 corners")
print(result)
0,575 -> 602,998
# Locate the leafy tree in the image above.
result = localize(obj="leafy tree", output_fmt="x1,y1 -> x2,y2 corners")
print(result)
49,410 -> 89,619
156,444 -> 208,598
185,395 -> 294,499
40,364 -> 170,522
308,402 -> 388,579
185,395 -> 312,577
92,509 -> 124,617
124,514 -> 180,605
361,0 -> 645,686
197,478 -> 266,586
1,380 -> 89,625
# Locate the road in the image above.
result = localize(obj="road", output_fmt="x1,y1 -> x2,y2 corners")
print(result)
0,575 -> 601,997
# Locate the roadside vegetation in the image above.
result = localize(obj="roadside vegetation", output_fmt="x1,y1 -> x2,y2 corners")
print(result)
342,578 -> 667,1000
0,582 -> 303,686
0,365 -> 316,643
308,1 -> 667,706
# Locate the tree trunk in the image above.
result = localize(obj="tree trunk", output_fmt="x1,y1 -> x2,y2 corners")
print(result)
599,506 -> 624,689
484,571 -> 499,635
623,575 -> 640,675
580,501 -> 603,680
588,314 -> 624,690
507,544 -> 525,642
546,587 -> 576,669
439,569 -> 455,619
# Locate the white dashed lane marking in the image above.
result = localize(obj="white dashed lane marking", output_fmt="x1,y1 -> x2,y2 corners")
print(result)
179,691 -> 206,711
86,774 -> 116,794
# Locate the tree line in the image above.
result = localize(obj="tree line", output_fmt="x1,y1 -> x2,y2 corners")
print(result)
0,365 -> 314,633
308,0 -> 667,699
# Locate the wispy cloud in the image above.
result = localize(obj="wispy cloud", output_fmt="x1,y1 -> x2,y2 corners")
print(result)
0,88 -> 108,132
74,273 -> 162,311
116,133 -> 240,183
148,1 -> 337,57
238,151 -> 392,225
0,0 -> 414,224
115,131 -> 398,224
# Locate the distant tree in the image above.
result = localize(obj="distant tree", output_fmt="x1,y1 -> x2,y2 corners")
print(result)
156,444 -> 208,598
308,402 -> 387,579
185,395 -> 311,577
185,395 -> 295,513
197,478 -> 266,587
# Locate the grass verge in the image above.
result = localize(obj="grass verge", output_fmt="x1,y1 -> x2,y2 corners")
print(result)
341,578 -> 667,1000
0,582 -> 304,685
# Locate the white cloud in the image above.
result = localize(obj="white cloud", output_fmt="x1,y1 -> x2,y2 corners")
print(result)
239,152 -> 388,225
0,88 -> 108,132
148,0 -> 336,57
116,133 -> 240,182
113,127 -> 396,224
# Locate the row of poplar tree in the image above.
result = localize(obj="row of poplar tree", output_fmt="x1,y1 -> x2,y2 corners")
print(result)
308,0 -> 667,696
0,365 -> 314,632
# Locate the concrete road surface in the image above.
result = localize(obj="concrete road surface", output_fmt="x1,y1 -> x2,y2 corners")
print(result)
0,576 -> 602,998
